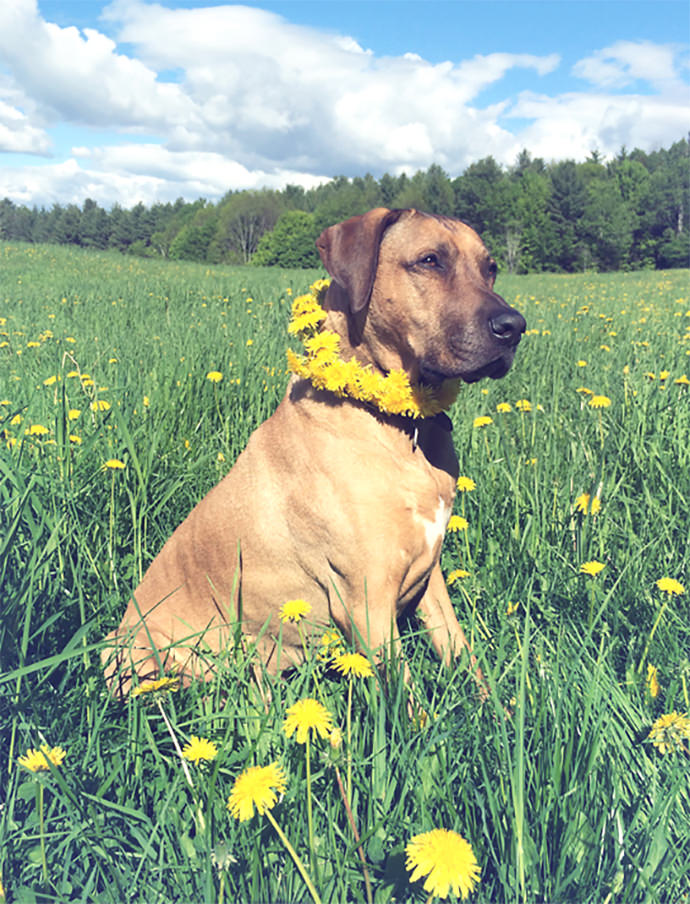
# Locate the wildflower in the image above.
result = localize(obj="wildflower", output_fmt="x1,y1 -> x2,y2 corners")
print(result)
283,698 -> 334,743
576,386 -> 593,395
472,415 -> 493,428
279,598 -> 312,623
447,569 -> 470,585
331,651 -> 374,678
576,360 -> 587,367
646,664 -> 661,699
91,399 -> 110,412
182,736 -> 218,764
659,370 -> 670,381
406,827 -> 480,900
318,629 -> 345,661
27,424 -> 49,436
647,711 -> 690,754
104,459 -> 125,470
456,476 -> 476,492
447,515 -> 468,532
227,762 -> 287,821
674,374 -> 689,386
329,727 -> 343,749
496,402 -> 512,413
575,493 -> 601,515
206,371 -> 223,383
589,395 -> 611,409
515,398 -> 531,412
43,375 -> 59,386
67,408 -> 81,421
656,577 -> 685,596
246,339 -> 253,346
18,744 -> 66,772
580,560 -> 605,577
131,676 -> 180,697
506,600 -> 520,616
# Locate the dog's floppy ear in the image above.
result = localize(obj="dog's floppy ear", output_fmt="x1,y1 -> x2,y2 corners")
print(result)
316,208 -> 405,313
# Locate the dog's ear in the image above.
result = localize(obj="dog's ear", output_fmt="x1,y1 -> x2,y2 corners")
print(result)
316,208 -> 406,313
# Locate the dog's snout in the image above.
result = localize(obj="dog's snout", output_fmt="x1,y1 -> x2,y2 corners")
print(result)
489,309 -> 526,345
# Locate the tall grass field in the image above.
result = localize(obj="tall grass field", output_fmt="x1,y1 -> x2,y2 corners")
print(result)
1,242 -> 689,904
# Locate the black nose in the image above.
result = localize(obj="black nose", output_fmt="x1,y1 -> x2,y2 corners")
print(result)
489,309 -> 526,345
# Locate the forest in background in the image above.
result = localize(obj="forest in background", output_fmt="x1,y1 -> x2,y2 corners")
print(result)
0,137 -> 687,273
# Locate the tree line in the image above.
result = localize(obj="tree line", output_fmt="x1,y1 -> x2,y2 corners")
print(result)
0,137 -> 687,273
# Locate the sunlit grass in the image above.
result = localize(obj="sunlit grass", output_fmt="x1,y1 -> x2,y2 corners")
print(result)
1,242 -> 689,902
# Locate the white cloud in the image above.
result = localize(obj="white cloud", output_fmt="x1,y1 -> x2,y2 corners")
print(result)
0,1 -> 687,207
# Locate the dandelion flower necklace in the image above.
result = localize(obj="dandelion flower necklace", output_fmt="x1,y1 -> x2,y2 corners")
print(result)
286,279 -> 460,419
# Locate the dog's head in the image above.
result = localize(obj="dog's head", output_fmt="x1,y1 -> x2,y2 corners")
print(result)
316,207 -> 526,386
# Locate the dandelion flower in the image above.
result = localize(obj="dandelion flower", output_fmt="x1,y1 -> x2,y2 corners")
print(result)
227,762 -> 287,821
456,476 -> 476,492
182,736 -> 218,764
406,827 -> 480,900
318,629 -> 345,661
331,651 -> 374,678
91,399 -> 111,412
496,402 -> 512,413
646,664 -> 661,699
279,598 -> 312,623
206,371 -> 223,383
472,415 -> 493,429
515,398 -> 532,412
67,408 -> 81,421
283,698 -> 334,743
104,459 -> 126,470
18,744 -> 66,772
27,424 -> 49,436
576,360 -> 587,367
656,577 -> 685,596
447,569 -> 470,585
589,395 -> 611,409
447,515 -> 468,533
580,560 -> 605,577
647,711 -> 690,754
674,374 -> 689,386
131,676 -> 180,697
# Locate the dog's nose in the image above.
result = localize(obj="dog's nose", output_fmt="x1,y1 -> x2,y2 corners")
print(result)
489,309 -> 526,345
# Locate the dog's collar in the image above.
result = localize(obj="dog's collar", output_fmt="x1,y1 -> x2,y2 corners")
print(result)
286,279 -> 460,420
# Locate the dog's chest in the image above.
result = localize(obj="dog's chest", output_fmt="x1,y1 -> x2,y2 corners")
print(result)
418,495 -> 452,555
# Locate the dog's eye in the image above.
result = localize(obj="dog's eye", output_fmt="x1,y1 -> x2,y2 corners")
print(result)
419,253 -> 440,268
488,260 -> 498,279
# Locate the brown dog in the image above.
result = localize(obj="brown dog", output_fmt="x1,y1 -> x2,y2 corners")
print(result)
102,208 -> 525,696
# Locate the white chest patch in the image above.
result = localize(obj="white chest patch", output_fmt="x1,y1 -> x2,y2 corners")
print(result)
421,496 -> 452,554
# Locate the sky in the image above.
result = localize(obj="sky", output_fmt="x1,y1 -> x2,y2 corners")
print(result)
0,0 -> 688,209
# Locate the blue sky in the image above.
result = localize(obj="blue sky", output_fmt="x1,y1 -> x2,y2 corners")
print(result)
0,0 -> 687,207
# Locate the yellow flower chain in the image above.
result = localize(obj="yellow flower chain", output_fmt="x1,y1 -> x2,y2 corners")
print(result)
286,279 -> 460,419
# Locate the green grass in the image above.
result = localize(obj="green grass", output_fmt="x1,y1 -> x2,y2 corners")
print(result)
1,242 -> 689,903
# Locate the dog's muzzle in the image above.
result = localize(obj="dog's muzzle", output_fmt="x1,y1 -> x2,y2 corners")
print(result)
489,309 -> 526,347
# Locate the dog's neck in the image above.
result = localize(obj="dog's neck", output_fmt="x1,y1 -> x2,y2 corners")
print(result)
286,279 -> 460,420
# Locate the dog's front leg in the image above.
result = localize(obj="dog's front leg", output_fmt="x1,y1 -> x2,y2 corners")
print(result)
416,565 -> 489,702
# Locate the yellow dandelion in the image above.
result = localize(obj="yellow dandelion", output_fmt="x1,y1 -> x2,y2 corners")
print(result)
67,408 -> 81,421
206,371 -> 223,383
456,476 -> 476,492
496,402 -> 512,413
576,360 -> 587,367
580,560 -> 605,577
647,711 -> 690,754
18,744 -> 67,772
515,398 -> 532,412
227,762 -> 287,821
182,736 -> 218,764
646,664 -> 661,699
472,415 -> 493,428
69,435 -> 82,444
318,629 -> 345,661
329,727 -> 343,749
406,827 -> 480,900
131,676 -> 180,697
589,395 -> 611,409
331,651 -> 374,678
27,424 -> 49,436
43,375 -> 59,386
104,458 -> 126,470
656,577 -> 685,596
674,374 -> 689,386
447,569 -> 470,585
279,599 -> 312,623
91,399 -> 110,412
659,370 -> 670,381
283,698 -> 334,743
506,600 -> 520,616
447,515 -> 468,532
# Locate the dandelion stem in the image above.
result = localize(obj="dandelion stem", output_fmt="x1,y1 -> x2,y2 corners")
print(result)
306,733 -> 316,881
155,697 -> 195,791
265,810 -> 322,904
38,783 -> 47,883
346,678 -> 353,808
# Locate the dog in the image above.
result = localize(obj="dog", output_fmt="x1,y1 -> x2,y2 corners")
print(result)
102,207 -> 525,698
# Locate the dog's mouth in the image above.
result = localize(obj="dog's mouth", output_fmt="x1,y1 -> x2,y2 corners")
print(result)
420,355 -> 512,386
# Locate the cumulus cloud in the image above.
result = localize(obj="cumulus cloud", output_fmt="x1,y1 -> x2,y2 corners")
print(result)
0,1 -> 687,207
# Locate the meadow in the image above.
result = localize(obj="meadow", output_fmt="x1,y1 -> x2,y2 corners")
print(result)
1,241 -> 689,904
